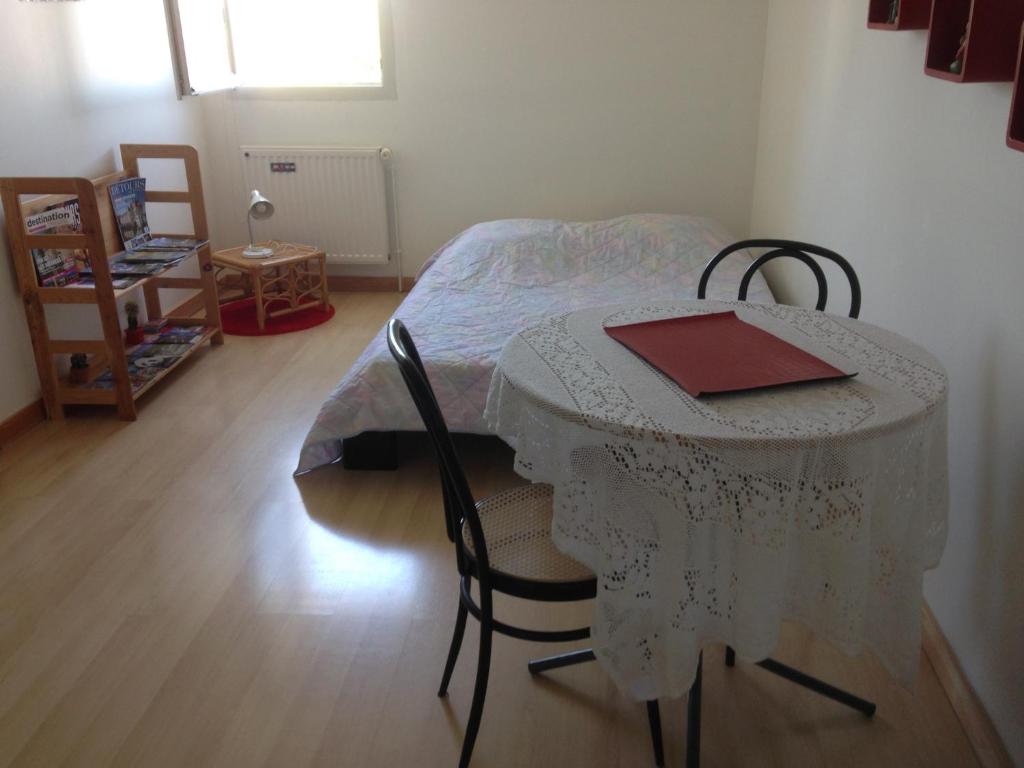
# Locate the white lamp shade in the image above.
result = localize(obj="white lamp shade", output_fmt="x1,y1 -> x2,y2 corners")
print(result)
248,189 -> 274,220
243,189 -> 275,258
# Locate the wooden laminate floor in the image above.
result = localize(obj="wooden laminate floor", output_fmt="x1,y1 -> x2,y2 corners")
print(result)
0,293 -> 979,767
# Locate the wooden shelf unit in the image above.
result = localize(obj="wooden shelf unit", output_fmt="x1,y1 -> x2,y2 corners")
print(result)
1009,25 -> 1024,150
0,144 -> 223,421
925,0 -> 1024,82
867,0 -> 932,30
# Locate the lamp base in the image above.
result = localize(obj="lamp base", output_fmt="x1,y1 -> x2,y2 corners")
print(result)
242,245 -> 274,259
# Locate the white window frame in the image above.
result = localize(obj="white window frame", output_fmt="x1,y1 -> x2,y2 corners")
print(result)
163,0 -> 395,100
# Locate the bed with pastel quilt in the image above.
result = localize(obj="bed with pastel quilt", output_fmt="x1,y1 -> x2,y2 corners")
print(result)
296,213 -> 774,473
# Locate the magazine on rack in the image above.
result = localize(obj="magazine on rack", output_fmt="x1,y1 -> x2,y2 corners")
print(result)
148,325 -> 207,345
81,255 -> 166,278
109,178 -> 150,251
68,276 -> 141,290
108,177 -> 208,253
90,329 -> 206,390
128,344 -> 183,370
107,259 -> 167,276
117,249 -> 193,266
24,200 -> 89,286
136,236 -> 206,251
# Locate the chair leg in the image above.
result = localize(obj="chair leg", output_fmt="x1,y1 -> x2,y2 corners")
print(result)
438,601 -> 469,697
686,651 -> 703,768
458,621 -> 492,768
755,657 -> 876,717
527,648 -> 596,675
725,645 -> 736,667
646,700 -> 665,767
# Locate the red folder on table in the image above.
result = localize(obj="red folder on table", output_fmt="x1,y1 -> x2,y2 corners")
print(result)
604,311 -> 855,397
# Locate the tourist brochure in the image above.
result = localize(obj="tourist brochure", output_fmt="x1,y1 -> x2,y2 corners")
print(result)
147,325 -> 207,345
79,251 -> 192,283
128,345 -> 184,370
108,261 -> 167,276
20,179 -> 205,290
108,177 -> 208,253
137,236 -> 205,251
90,361 -> 167,391
89,325 -> 210,391
109,178 -> 150,251
142,317 -> 169,334
132,343 -> 193,358
80,256 -> 166,279
24,200 -> 89,287
117,249 -> 193,266
67,276 -> 141,290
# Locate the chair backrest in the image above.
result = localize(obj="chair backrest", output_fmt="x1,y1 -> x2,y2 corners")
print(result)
697,239 -> 862,319
386,318 -> 493,584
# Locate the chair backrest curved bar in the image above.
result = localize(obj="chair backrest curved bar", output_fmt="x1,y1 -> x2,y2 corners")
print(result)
386,319 -> 493,597
698,238 -> 862,319
738,248 -> 828,310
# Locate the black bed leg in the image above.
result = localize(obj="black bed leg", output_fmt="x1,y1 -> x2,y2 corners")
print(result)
342,432 -> 399,470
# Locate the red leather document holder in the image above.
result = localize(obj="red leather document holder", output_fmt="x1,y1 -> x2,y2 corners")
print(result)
605,311 -> 855,397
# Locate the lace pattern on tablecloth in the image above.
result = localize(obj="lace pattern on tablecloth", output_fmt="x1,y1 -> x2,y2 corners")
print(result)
485,302 -> 948,701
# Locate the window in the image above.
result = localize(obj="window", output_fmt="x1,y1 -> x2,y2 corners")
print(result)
166,0 -> 390,95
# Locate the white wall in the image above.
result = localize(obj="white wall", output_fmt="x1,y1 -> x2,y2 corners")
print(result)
751,1 -> 1024,760
3,0 -> 1021,755
199,0 -> 770,275
0,0 -> 207,422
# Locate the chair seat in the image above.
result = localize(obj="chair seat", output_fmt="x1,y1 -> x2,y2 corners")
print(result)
462,484 -> 594,584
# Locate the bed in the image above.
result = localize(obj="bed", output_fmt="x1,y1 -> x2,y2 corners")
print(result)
296,213 -> 774,473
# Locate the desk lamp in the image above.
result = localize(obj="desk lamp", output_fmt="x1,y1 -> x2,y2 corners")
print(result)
243,189 -> 275,258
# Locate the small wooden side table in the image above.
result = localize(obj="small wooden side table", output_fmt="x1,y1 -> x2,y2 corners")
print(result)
212,241 -> 330,331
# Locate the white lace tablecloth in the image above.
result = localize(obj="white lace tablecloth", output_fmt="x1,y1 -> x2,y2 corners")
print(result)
484,301 -> 949,701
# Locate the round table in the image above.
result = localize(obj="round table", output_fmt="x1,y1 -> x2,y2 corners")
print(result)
484,300 -> 949,701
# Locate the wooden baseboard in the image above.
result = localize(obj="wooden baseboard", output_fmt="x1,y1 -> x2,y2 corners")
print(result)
0,399 -> 45,448
326,276 -> 413,293
921,603 -> 1013,767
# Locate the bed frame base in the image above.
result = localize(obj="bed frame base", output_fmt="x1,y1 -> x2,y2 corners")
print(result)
342,431 -> 399,470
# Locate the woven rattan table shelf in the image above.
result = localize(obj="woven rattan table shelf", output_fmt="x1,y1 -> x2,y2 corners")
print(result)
213,241 -> 329,330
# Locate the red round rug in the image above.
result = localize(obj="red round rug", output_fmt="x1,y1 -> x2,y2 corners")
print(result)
219,298 -> 335,336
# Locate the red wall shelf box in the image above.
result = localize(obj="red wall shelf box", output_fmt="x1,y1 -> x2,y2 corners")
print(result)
925,0 -> 1024,82
1008,25 -> 1024,151
867,0 -> 932,30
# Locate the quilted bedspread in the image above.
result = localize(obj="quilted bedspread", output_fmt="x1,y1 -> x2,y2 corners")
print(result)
296,214 -> 774,473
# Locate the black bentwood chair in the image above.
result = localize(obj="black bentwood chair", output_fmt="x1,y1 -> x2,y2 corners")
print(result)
698,239 -> 862,318
689,239 -> 873,767
387,319 -> 665,768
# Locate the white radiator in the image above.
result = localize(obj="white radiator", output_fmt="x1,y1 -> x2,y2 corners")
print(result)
240,146 -> 391,265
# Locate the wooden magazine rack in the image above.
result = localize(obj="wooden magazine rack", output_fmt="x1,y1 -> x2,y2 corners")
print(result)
0,144 -> 223,421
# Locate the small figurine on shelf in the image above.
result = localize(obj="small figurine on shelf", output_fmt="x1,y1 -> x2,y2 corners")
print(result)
124,301 -> 145,345
887,0 -> 900,25
68,353 -> 89,385
950,22 -> 970,75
